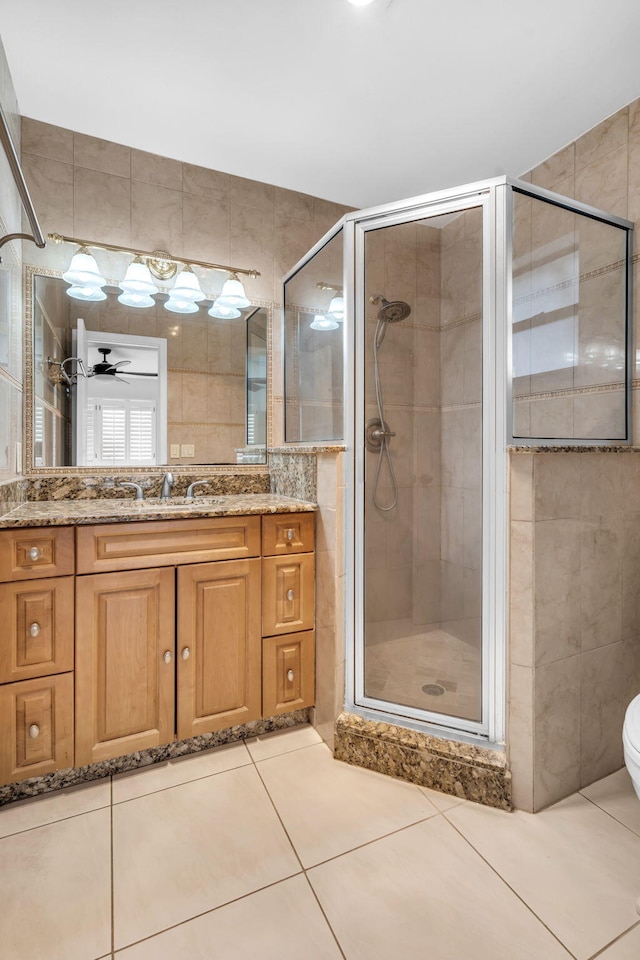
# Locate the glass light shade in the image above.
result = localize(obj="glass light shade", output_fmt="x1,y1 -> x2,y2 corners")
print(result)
118,292 -> 156,309
119,257 -> 158,296
216,275 -> 250,309
169,266 -> 205,302
164,296 -> 199,315
66,284 -> 108,302
63,249 -> 106,287
327,295 -> 345,321
208,300 -> 242,319
347,0 -> 375,5
310,314 -> 339,331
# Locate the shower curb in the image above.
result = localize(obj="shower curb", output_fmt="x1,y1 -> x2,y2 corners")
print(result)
334,712 -> 511,810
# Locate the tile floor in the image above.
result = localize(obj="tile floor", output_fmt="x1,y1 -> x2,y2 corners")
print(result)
1,724 -> 640,960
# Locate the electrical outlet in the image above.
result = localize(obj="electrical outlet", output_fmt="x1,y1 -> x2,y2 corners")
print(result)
15,442 -> 22,473
170,444 -> 180,458
181,444 -> 195,457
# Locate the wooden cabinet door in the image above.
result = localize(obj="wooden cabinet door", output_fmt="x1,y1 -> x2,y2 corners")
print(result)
0,576 -> 74,683
75,567 -> 175,766
0,673 -> 74,786
177,558 -> 261,739
262,631 -> 315,716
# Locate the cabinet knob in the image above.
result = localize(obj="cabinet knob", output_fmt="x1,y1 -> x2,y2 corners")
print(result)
287,669 -> 295,682
287,589 -> 295,602
181,647 -> 190,661
285,528 -> 295,542
28,546 -> 41,561
163,650 -> 172,664
29,622 -> 41,637
28,724 -> 40,739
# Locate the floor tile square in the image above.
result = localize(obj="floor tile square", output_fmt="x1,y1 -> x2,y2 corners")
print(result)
112,740 -> 251,803
245,724 -> 323,761
308,816 -> 572,960
418,785 -> 466,812
113,764 -> 300,948
115,875 -> 342,959
580,768 -> 640,837
0,778 -> 110,838
0,808 -> 111,960
595,924 -> 640,959
256,742 -> 437,867
447,793 -> 640,959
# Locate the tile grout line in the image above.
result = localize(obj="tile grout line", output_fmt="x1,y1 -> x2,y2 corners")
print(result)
578,790 -> 640,839
110,775 -> 115,960
442,811 -> 581,960
585,918 -> 640,959
0,796 -> 112,840
250,748 -> 348,960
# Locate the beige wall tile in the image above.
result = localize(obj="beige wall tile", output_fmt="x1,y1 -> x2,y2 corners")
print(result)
22,116 -> 73,163
580,453 -> 622,518
510,521 -> 534,669
131,179 -> 183,255
131,149 -> 182,191
534,655 -> 581,808
530,143 -> 575,191
274,213 -> 320,284
274,186 -> 314,222
182,162 -> 229,201
621,515 -> 640,641
580,516 -> 622,652
534,454 -> 581,520
574,144 -> 628,218
629,98 -> 640,141
313,197 -> 350,235
74,131 -> 131,178
510,454 -> 533,521
580,642 -> 625,786
534,519 -> 581,665
22,152 -> 73,236
228,173 -> 274,212
509,663 -> 534,811
574,107 -> 629,171
74,166 -> 131,245
230,202 -> 275,302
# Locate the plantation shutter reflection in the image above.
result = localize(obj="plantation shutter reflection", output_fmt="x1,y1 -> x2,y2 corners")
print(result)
91,400 -> 156,465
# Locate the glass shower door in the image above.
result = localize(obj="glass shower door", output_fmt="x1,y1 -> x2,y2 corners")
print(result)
358,200 -> 485,730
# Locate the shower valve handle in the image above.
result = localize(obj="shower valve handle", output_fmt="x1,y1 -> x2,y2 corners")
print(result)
372,426 -> 395,440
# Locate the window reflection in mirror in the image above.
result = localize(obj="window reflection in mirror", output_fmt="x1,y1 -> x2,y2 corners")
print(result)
30,273 -> 268,468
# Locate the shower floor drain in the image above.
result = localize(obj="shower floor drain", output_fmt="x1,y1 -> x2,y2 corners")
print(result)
422,683 -> 446,696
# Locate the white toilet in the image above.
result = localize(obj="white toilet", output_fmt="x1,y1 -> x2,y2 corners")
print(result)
623,693 -> 640,801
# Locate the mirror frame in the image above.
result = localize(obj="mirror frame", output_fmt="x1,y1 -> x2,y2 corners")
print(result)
23,263 -> 274,476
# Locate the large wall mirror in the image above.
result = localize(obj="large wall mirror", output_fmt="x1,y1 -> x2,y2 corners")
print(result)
24,260 -> 270,472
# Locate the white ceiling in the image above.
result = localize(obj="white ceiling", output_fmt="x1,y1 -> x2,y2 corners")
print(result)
3,0 -> 640,209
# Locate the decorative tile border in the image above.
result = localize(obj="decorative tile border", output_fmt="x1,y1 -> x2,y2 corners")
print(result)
334,713 -> 511,810
0,709 -> 311,807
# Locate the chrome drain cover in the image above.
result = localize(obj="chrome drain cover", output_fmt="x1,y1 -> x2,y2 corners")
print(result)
422,683 -> 446,696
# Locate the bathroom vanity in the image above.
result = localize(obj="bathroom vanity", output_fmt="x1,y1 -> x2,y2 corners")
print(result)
0,497 -> 316,788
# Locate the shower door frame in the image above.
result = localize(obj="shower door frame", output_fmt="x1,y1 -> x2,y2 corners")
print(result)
344,177 -> 510,745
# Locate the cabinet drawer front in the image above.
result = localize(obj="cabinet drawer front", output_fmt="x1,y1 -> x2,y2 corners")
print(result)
0,576 -> 74,683
262,553 -> 315,637
262,631 -> 315,716
76,516 -> 261,573
0,673 -> 74,786
0,527 -> 74,582
262,513 -> 315,556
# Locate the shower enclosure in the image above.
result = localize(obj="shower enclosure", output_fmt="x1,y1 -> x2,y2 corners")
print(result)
283,176 -> 632,747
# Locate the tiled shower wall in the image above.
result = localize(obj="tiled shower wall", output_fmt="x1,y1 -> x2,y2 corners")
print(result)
0,37 -> 24,503
508,98 -> 640,811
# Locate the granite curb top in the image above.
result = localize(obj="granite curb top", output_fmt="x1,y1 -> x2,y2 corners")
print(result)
0,494 -> 317,529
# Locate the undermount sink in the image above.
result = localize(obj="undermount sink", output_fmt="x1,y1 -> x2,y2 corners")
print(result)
134,496 -> 225,507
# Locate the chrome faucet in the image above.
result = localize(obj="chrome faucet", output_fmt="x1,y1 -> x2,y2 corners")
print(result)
119,481 -> 144,501
185,479 -> 210,500
160,472 -> 174,500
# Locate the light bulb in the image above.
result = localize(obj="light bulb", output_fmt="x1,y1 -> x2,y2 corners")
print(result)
169,266 -> 205,302
63,247 -> 106,288
208,300 -> 242,319
310,314 -> 339,331
216,274 -> 250,309
327,296 -> 345,321
118,292 -> 155,309
66,284 -> 107,302
119,257 -> 158,296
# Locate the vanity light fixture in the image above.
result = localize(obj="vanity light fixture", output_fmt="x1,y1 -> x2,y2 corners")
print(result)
316,281 -> 345,323
310,314 -> 340,332
63,247 -> 107,300
215,273 -> 251,310
164,265 -> 205,314
65,284 -> 107,302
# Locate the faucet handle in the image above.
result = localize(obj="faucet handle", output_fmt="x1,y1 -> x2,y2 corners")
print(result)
185,479 -> 209,499
119,482 -> 144,501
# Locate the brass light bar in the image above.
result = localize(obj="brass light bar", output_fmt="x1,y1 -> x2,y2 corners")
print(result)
48,233 -> 261,279
316,281 -> 343,293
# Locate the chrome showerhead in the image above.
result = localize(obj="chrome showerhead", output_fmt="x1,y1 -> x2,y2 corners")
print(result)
369,294 -> 412,323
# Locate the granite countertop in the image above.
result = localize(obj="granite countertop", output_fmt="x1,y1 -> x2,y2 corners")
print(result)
0,494 -> 317,529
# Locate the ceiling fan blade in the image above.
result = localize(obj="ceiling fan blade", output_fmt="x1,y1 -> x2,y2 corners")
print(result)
125,371 -> 158,377
110,360 -> 132,368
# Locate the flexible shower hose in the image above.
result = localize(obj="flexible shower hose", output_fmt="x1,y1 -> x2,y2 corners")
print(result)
372,316 -> 398,511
